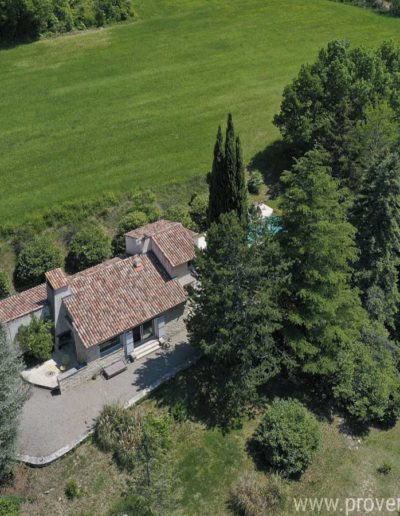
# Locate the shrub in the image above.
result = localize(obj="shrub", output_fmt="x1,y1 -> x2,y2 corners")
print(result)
109,493 -> 155,516
0,270 -> 11,300
253,399 -> 321,477
112,211 -> 149,254
230,471 -> 286,516
189,193 -> 208,232
17,316 -> 53,362
65,478 -> 82,500
169,399 -> 188,423
66,225 -> 111,272
164,205 -> 195,230
377,461 -> 393,475
94,404 -> 133,453
333,329 -> 400,424
0,496 -> 21,516
247,172 -> 264,195
14,236 -> 64,289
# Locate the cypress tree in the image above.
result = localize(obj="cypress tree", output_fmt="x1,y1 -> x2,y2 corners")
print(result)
0,323 -> 28,481
207,114 -> 248,225
235,135 -> 248,224
207,126 -> 225,225
353,152 -> 400,330
279,148 -> 367,376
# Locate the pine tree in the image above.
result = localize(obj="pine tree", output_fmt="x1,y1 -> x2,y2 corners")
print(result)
187,212 -> 282,426
279,148 -> 367,376
353,152 -> 400,330
0,323 -> 28,481
207,115 -> 248,225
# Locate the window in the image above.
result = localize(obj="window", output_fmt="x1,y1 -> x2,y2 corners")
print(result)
100,336 -> 122,357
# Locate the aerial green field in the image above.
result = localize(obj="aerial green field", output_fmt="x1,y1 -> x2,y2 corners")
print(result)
1,0 -> 400,224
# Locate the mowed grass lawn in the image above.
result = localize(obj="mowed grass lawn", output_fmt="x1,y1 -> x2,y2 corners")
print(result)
1,0 -> 400,224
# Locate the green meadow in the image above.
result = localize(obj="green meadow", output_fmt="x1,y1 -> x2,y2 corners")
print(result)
1,0 -> 400,224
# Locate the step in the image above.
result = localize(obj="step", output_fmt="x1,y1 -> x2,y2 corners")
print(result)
134,341 -> 161,361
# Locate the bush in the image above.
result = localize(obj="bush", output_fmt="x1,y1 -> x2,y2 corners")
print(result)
14,235 -> 64,289
94,404 -> 133,453
112,211 -> 149,254
66,225 -> 111,272
164,205 -> 195,230
0,270 -> 11,300
0,496 -> 21,516
247,172 -> 264,195
17,316 -> 53,361
109,493 -> 155,516
189,193 -> 208,232
65,478 -> 82,500
230,471 -> 286,516
377,461 -> 393,475
333,329 -> 400,424
253,399 -> 321,477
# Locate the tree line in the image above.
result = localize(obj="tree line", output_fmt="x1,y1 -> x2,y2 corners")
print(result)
0,0 -> 134,43
188,40 -> 400,429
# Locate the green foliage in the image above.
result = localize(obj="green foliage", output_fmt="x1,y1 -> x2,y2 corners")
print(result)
109,493 -> 155,516
95,405 -> 174,513
14,235 -> 63,289
66,225 -> 111,272
0,324 -> 28,483
112,211 -> 149,254
230,471 -> 286,516
208,115 -> 248,225
279,148 -> 367,375
247,171 -> 264,195
0,496 -> 21,516
189,193 -> 208,232
352,150 -> 400,330
65,478 -> 82,500
187,212 -> 282,426
333,327 -> 400,423
274,40 -> 400,187
0,0 -> 135,42
0,270 -> 11,300
377,461 -> 393,475
164,205 -> 195,230
17,316 -> 53,362
254,399 -> 321,477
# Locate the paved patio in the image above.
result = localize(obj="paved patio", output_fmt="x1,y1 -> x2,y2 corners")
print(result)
18,333 -> 200,465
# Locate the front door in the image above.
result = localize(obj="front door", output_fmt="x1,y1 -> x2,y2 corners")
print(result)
125,330 -> 134,357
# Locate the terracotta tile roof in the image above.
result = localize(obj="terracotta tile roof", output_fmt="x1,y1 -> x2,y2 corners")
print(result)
126,220 -> 197,268
152,224 -> 196,267
0,284 -> 47,323
45,268 -> 67,290
125,219 -> 176,239
63,253 -> 187,348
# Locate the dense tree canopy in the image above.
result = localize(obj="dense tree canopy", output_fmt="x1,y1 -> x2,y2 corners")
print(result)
187,212 -> 282,426
278,148 -> 367,375
66,225 -> 111,272
0,270 -> 11,300
274,40 -> 400,188
14,235 -> 64,289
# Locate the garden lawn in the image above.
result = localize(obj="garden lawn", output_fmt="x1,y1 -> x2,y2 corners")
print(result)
1,0 -> 400,224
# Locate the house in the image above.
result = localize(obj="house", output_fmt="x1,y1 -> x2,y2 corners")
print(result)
0,220 -> 200,391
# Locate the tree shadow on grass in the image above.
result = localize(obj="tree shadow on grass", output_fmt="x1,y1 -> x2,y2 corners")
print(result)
248,139 -> 295,199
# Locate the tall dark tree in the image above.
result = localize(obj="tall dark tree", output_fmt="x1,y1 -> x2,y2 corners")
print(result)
187,212 -> 282,427
207,115 -> 248,225
0,323 -> 28,482
279,148 -> 367,376
274,40 -> 400,188
353,152 -> 400,330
